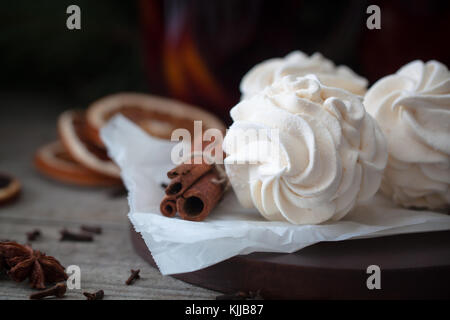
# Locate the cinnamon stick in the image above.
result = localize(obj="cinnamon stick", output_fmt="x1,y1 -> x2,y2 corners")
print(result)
160,195 -> 177,217
160,160 -> 226,221
176,169 -> 224,221
166,156 -> 204,178
165,159 -> 213,197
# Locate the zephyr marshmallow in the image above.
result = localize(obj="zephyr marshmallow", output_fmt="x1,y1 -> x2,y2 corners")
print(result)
240,51 -> 368,100
224,75 -> 387,224
364,60 -> 450,209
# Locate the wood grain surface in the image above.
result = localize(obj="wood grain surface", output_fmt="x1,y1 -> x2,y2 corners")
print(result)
0,93 -> 218,300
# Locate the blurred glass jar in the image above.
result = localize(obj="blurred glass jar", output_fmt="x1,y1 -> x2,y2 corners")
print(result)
139,0 -> 368,123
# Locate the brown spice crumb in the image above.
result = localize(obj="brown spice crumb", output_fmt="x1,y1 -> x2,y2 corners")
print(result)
108,186 -> 127,198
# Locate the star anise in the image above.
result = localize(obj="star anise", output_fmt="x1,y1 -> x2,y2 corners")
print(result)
0,242 -> 68,289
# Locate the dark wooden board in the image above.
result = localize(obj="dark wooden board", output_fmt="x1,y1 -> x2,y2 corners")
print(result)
130,226 -> 450,299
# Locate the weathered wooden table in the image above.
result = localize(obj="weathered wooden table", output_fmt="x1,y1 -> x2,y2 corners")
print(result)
0,92 -> 218,300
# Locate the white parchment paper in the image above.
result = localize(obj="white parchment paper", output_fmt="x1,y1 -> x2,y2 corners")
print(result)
102,116 -> 450,275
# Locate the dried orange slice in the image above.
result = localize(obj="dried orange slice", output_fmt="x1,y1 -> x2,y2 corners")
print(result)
85,93 -> 226,147
58,110 -> 121,178
34,141 -> 121,187
0,174 -> 21,205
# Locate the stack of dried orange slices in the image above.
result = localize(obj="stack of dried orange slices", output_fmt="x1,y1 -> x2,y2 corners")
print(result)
34,93 -> 226,187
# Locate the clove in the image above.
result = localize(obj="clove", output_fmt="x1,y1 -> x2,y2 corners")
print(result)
60,229 -> 93,242
83,290 -> 104,300
125,269 -> 140,285
29,282 -> 67,300
26,229 -> 41,242
80,225 -> 102,235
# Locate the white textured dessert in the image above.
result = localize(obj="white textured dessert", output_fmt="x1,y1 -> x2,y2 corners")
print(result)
364,60 -> 450,209
240,51 -> 368,100
223,75 -> 387,224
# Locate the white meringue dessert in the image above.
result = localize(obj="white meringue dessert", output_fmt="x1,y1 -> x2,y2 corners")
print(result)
364,60 -> 450,209
223,75 -> 387,224
240,51 -> 368,100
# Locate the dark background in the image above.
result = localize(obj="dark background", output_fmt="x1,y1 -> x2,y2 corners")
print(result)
1,0 -> 449,121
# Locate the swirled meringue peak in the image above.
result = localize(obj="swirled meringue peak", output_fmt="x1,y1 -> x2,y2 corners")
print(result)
364,60 -> 450,209
240,51 -> 368,100
224,75 -> 387,224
